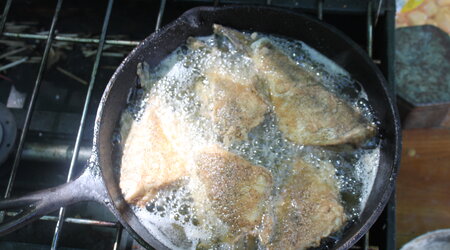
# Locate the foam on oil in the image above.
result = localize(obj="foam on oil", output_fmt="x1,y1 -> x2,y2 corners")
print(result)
115,32 -> 380,249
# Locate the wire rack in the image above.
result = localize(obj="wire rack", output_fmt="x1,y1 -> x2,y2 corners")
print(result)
0,0 -> 394,249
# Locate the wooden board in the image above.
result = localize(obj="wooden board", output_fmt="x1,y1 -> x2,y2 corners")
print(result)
396,128 -> 450,248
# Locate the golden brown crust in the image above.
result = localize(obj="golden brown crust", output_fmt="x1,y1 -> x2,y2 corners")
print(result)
261,158 -> 346,249
119,97 -> 189,206
195,69 -> 268,144
193,146 -> 273,233
251,39 -> 376,146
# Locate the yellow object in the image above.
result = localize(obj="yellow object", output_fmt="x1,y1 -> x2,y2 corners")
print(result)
402,0 -> 425,12
397,0 -> 450,33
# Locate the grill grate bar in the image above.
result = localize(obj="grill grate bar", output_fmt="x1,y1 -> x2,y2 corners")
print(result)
0,56 -> 27,72
364,231 -> 370,250
317,0 -> 323,20
364,2 -> 374,248
155,0 -> 167,31
50,0 -> 115,249
0,0 -> 13,34
367,1 -> 373,58
2,32 -> 139,46
5,212 -> 118,228
3,0 -> 64,200
113,224 -> 123,250
374,0 -> 383,26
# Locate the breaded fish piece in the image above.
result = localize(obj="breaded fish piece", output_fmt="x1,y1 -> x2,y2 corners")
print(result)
188,38 -> 268,145
119,96 -> 188,206
213,24 -> 376,146
195,69 -> 268,145
260,158 -> 345,249
191,146 -> 272,235
251,39 -> 375,146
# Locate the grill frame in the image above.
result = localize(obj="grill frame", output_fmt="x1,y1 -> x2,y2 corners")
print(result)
0,0 -> 396,249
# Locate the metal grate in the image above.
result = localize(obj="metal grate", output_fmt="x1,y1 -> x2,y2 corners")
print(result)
0,0 -> 394,249
0,0 -> 167,248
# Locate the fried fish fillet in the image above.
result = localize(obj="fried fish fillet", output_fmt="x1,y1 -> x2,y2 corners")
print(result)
191,146 -> 272,236
195,69 -> 268,145
188,38 -> 268,145
260,159 -> 346,249
213,24 -> 376,146
119,96 -> 188,206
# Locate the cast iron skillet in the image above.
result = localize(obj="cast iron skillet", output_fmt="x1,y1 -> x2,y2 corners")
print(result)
0,6 -> 401,249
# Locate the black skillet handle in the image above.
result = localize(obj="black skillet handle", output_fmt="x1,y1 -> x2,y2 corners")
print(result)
0,165 -> 108,236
